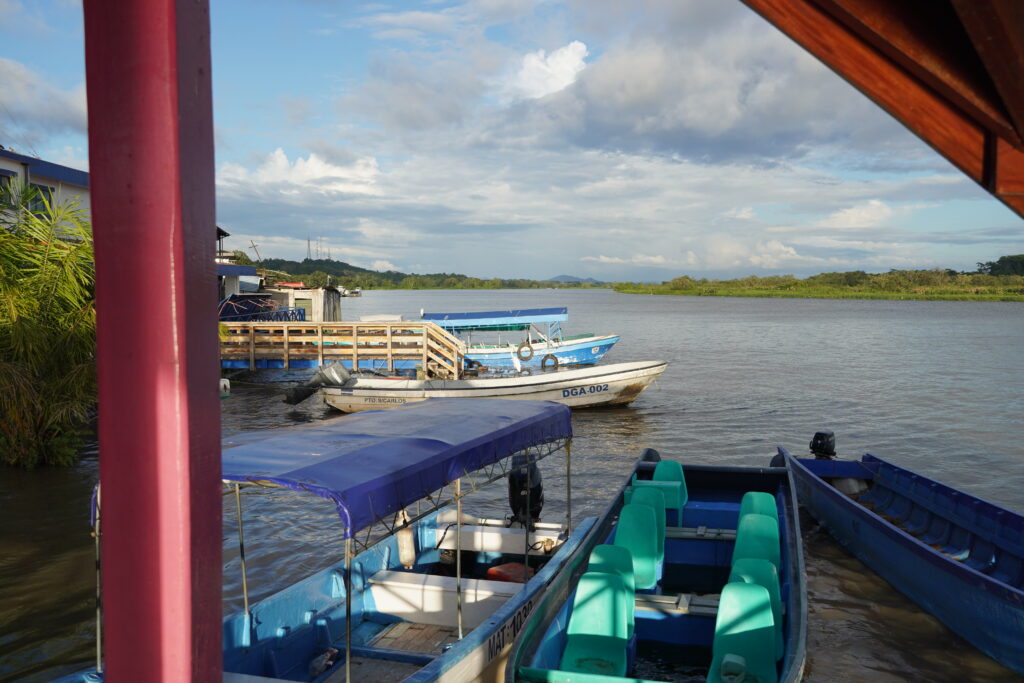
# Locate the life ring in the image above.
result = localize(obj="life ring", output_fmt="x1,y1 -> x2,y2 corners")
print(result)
516,341 -> 535,361
519,368 -> 532,376
540,354 -> 559,370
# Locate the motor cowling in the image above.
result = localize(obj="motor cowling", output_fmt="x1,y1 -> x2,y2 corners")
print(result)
508,454 -> 543,528
810,430 -> 836,458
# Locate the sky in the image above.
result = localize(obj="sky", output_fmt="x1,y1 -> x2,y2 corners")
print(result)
1,0 -> 1021,281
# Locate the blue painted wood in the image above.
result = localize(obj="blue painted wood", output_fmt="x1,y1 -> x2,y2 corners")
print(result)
785,450 -> 1024,675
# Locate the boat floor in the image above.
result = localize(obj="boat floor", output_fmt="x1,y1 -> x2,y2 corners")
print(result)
369,621 -> 459,653
343,658 -> 422,683
333,623 -> 459,683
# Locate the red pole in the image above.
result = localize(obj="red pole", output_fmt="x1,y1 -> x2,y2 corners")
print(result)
83,1 -> 221,680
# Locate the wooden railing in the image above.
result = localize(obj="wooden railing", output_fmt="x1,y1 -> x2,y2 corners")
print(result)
219,322 -> 466,378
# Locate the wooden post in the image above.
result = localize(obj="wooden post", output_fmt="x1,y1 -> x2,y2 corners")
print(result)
386,325 -> 393,372
83,1 -> 221,680
317,325 -> 325,367
283,325 -> 290,370
351,324 -> 359,372
248,324 -> 255,371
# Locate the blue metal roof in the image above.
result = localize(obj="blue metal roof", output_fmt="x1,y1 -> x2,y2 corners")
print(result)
0,149 -> 90,187
221,399 -> 572,537
216,263 -> 258,276
422,307 -> 568,331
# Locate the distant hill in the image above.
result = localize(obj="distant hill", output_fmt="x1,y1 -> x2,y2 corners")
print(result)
547,275 -> 605,284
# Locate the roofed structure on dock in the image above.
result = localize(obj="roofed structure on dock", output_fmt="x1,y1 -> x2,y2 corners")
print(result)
740,0 -> 1024,219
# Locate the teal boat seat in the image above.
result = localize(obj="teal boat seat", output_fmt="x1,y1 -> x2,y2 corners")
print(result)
732,513 -> 781,571
613,504 -> 659,590
707,582 -> 778,683
729,557 -> 783,660
587,545 -> 635,638
626,487 -> 665,563
559,572 -> 630,676
740,491 -> 779,524
628,479 -> 684,513
653,460 -> 688,509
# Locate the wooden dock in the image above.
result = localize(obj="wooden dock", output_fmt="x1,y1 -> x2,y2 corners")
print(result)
219,321 -> 466,378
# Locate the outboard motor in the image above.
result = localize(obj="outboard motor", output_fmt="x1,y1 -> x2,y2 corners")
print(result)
810,430 -> 836,459
507,454 -> 543,529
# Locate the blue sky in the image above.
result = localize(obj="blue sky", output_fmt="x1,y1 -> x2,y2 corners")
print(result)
1,0 -> 1021,280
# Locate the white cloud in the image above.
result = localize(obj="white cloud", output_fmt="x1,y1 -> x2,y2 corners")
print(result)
218,149 -> 382,197
724,206 -> 755,219
819,199 -> 893,228
0,58 -> 86,148
581,254 -> 667,266
372,260 -> 398,271
511,41 -> 589,99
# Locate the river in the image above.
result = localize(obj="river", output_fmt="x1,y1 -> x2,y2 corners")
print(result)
2,289 -> 1022,682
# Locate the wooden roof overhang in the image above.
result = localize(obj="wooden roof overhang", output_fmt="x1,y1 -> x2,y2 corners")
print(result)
740,0 -> 1024,218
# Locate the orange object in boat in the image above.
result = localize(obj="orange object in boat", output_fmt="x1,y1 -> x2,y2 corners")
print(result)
486,562 -> 534,583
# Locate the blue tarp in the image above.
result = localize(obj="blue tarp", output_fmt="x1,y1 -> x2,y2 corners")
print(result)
221,399 -> 572,537
422,307 -> 568,331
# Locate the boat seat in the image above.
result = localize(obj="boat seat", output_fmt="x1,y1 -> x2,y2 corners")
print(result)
587,545 -> 636,637
740,491 -> 778,524
707,582 -> 778,683
654,460 -> 689,508
559,572 -> 630,676
625,487 -> 666,564
627,480 -> 684,511
991,552 -> 1024,588
729,558 -> 783,661
613,504 -> 660,590
367,570 -> 519,629
732,513 -> 781,571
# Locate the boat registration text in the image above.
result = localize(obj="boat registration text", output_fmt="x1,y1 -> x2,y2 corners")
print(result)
562,383 -> 609,398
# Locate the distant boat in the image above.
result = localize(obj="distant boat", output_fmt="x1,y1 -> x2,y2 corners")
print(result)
317,360 -> 667,413
421,307 -> 619,370
783,440 -> 1024,675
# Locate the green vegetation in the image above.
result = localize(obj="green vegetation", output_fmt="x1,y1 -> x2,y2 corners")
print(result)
613,266 -> 1024,301
245,254 -> 605,290
0,185 -> 96,467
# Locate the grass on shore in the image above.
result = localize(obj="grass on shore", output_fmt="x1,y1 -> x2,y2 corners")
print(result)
613,271 -> 1024,302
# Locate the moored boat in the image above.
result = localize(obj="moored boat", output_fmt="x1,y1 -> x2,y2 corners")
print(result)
783,437 -> 1024,675
58,399 -> 609,683
506,452 -> 807,683
318,360 -> 667,413
421,307 -> 619,371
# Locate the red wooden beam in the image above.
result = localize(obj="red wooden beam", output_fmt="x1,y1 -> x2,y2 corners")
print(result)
83,1 -> 221,680
740,0 -> 1024,217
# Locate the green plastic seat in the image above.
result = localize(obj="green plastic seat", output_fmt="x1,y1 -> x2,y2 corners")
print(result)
707,582 -> 778,683
559,572 -> 630,676
740,491 -> 779,524
587,545 -> 636,638
653,460 -> 688,509
629,480 -> 683,512
729,557 -> 783,661
612,504 -> 659,590
732,513 -> 781,571
626,487 -> 665,563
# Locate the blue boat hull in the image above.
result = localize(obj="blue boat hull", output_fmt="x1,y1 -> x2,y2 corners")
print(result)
220,336 -> 620,372
785,452 -> 1024,675
464,336 -> 620,370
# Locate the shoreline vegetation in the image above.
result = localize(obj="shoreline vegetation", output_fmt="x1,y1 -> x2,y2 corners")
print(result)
246,252 -> 1024,302
611,269 -> 1024,302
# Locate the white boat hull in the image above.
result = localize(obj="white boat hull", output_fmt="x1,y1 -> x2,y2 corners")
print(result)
320,361 -> 668,413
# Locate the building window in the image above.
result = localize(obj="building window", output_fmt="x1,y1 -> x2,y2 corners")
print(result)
29,183 -> 53,214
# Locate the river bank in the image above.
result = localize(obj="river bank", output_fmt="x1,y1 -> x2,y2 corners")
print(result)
612,285 -> 1024,301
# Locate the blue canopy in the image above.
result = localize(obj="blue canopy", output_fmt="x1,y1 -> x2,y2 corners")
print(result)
221,399 -> 572,537
422,307 -> 568,331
